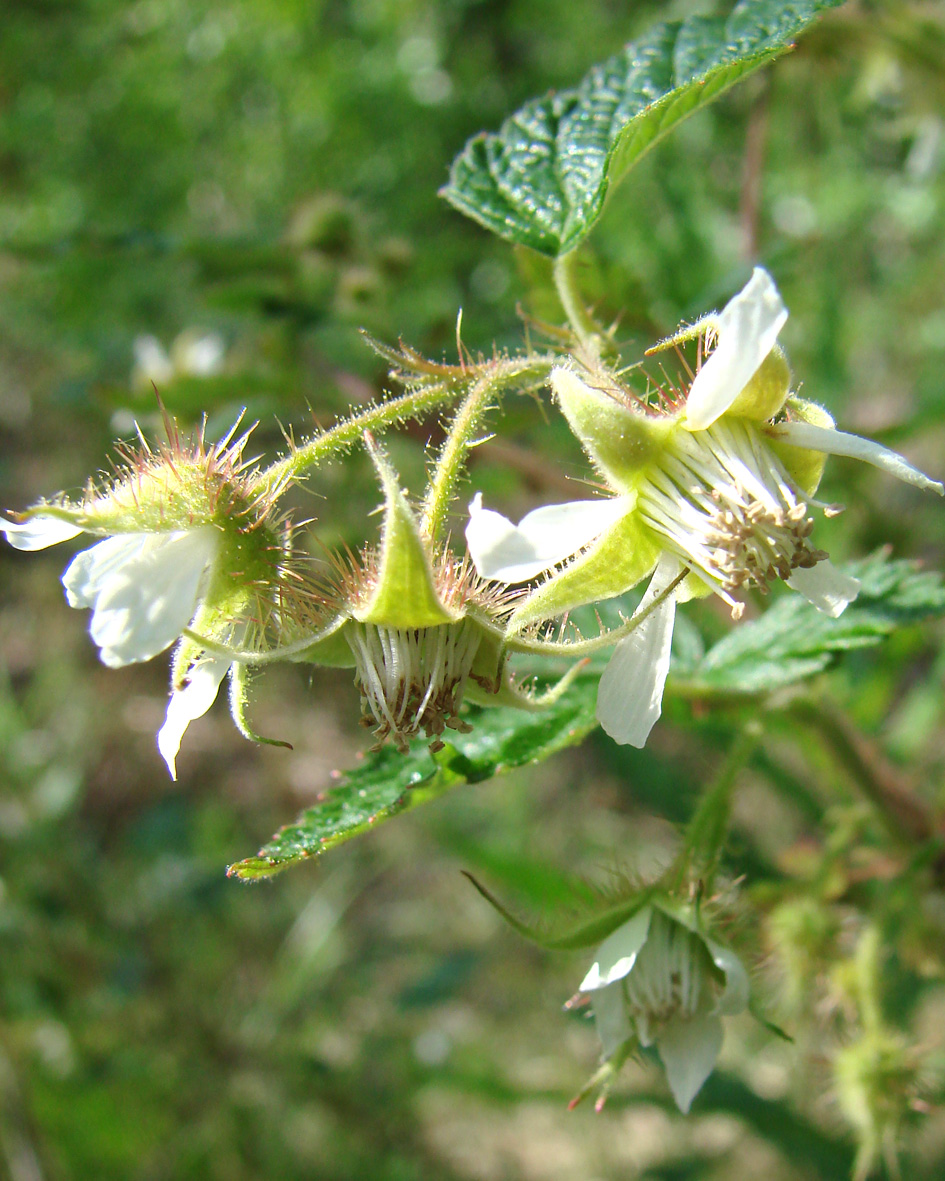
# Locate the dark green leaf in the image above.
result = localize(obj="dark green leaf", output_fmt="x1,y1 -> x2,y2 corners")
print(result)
682,552 -> 945,696
228,676 -> 599,880
442,0 -> 846,256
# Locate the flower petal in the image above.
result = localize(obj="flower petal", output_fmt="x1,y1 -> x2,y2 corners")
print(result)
2,515 -> 84,551
465,492 -> 629,583
684,267 -> 788,431
580,906 -> 653,991
705,939 -> 751,1017
657,1014 -> 724,1113
768,420 -> 944,495
157,657 -> 231,779
62,528 -> 217,667
596,558 -> 679,747
590,984 -> 634,1059
787,560 -> 861,618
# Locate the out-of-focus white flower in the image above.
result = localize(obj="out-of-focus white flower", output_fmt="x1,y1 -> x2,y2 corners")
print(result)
579,902 -> 749,1113
467,268 -> 943,749
132,330 -> 225,392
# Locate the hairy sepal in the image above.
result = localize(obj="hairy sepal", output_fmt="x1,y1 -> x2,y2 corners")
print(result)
462,872 -> 660,951
509,512 -> 660,631
553,367 -> 675,489
356,438 -> 457,628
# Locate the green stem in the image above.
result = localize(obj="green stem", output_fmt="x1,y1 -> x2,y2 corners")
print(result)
419,353 -> 557,542
421,375 -> 494,544
553,251 -> 601,352
252,382 -> 459,498
504,570 -> 689,657
672,722 -> 762,893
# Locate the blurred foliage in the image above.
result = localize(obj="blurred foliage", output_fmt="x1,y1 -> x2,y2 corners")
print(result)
2,0 -> 945,1178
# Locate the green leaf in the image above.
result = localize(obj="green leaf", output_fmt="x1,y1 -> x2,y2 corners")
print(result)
228,675 -> 599,880
442,0 -> 845,256
682,553 -> 945,696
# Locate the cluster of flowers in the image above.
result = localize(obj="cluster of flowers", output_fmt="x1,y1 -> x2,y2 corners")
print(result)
4,269 -> 940,1109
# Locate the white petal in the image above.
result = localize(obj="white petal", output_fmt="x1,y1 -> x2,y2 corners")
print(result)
175,332 -> 225,376
157,657 -> 231,779
657,1014 -> 724,1113
590,984 -> 633,1059
768,420 -> 944,495
464,491 -> 628,583
133,335 -> 174,387
705,939 -> 751,1017
685,267 -> 788,431
596,559 -> 679,747
787,560 -> 861,618
2,515 -> 84,551
580,907 -> 653,991
62,528 -> 217,667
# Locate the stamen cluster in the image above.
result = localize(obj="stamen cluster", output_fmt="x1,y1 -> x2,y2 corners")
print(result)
637,417 -> 824,614
347,618 -> 480,752
620,909 -> 719,1044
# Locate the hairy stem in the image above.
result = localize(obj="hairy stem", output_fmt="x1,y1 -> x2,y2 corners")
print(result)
553,251 -> 601,352
421,376 -> 494,544
672,721 -> 762,893
419,352 -> 557,542
504,570 -> 688,657
252,382 -> 459,498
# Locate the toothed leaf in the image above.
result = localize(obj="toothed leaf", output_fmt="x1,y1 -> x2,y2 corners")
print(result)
442,0 -> 845,256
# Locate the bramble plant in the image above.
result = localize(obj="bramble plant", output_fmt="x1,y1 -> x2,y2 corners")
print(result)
4,2 -> 945,1174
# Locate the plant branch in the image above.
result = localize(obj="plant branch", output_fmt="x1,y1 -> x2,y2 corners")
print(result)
553,251 -> 601,353
788,699 -> 932,845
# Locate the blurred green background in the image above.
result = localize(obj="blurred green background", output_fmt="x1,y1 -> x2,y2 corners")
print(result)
2,1 -> 945,1177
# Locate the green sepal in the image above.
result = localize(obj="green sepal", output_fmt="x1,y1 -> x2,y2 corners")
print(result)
509,511 -> 660,630
462,871 -> 660,950
767,396 -> 834,497
467,617 -> 507,694
229,661 -> 293,751
553,367 -> 675,489
651,321 -> 791,424
294,619 -> 356,668
355,436 -> 456,628
728,345 -> 791,422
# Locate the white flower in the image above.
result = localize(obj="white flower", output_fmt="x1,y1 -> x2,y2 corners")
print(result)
579,903 -> 749,1113
466,268 -> 943,748
3,518 -> 219,668
3,515 -> 227,779
132,330 -> 225,391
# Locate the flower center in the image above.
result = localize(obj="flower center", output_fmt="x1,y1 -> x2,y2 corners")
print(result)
346,618 -> 482,752
637,417 -> 825,614
622,910 -> 718,1045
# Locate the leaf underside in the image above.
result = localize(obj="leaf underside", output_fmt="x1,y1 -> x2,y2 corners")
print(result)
441,0 -> 846,256
230,553 -> 944,880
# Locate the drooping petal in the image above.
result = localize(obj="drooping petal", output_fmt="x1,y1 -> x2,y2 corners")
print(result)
684,268 -> 788,431
705,939 -> 751,1017
465,491 -> 630,583
590,983 -> 634,1059
157,657 -> 231,779
2,515 -> 84,551
596,558 -> 679,747
62,527 -> 217,667
768,420 -> 944,495
657,1013 -> 724,1113
580,907 -> 653,991
787,560 -> 861,618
